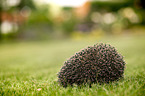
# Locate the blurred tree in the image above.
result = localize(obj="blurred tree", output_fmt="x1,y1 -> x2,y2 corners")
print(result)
61,8 -> 78,35
87,0 -> 145,33
140,0 -> 145,8
91,1 -> 131,12
17,0 -> 36,10
0,0 -> 36,40
0,0 -> 3,40
137,0 -> 145,24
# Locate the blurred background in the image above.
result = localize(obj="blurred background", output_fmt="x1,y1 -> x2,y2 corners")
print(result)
0,0 -> 145,41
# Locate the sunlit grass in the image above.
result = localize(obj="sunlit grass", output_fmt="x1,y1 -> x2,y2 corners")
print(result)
0,35 -> 145,96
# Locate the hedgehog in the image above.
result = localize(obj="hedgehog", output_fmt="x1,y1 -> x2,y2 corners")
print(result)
58,43 -> 125,87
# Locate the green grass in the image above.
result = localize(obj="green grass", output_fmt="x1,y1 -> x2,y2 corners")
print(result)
0,35 -> 145,96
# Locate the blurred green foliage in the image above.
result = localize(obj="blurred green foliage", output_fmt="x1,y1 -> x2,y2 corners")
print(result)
0,0 -> 145,41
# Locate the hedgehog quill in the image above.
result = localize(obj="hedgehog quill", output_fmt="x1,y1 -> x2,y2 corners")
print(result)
58,43 -> 126,87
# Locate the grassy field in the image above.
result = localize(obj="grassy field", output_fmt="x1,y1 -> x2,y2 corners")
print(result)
0,35 -> 145,96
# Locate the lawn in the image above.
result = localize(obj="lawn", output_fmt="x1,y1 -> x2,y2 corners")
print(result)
0,35 -> 145,96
